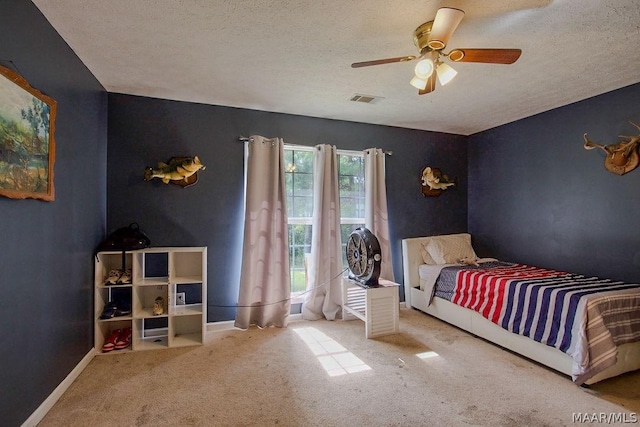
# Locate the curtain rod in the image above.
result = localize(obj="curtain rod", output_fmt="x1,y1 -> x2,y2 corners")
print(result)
238,136 -> 392,156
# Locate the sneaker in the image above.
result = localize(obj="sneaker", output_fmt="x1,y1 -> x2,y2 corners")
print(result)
115,328 -> 132,350
105,269 -> 122,285
99,301 -> 118,319
102,329 -> 121,352
114,304 -> 131,317
117,269 -> 132,284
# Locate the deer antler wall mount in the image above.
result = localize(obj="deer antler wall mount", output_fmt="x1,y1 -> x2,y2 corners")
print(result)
583,122 -> 640,175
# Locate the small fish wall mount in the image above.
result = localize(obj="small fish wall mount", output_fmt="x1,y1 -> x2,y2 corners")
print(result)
421,166 -> 455,197
144,156 -> 205,187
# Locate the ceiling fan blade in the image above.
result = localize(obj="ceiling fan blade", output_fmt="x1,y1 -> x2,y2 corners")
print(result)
418,73 -> 437,95
427,8 -> 465,50
351,55 -> 416,68
448,48 -> 522,64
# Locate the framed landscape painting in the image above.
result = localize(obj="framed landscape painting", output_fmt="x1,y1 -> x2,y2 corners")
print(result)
0,65 -> 56,201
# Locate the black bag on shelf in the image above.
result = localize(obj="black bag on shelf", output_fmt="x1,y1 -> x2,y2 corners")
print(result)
95,222 -> 151,253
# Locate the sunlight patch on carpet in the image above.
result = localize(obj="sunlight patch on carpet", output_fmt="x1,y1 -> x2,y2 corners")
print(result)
294,327 -> 371,376
416,351 -> 440,360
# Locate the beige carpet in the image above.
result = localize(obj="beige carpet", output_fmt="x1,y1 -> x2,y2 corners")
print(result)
40,308 -> 639,426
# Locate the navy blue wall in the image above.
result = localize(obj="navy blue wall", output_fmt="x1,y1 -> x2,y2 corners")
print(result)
469,83 -> 640,283
107,93 -> 469,321
0,1 -> 107,425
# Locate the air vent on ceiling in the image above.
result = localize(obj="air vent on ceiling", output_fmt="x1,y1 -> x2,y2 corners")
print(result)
350,94 -> 383,104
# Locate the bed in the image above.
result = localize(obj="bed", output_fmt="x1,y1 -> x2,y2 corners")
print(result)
402,233 -> 640,385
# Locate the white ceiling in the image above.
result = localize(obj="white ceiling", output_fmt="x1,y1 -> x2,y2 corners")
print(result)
32,0 -> 640,135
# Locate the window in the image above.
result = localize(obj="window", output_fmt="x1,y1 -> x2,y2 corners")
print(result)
285,146 -> 365,302
285,147 -> 313,300
337,152 -> 366,264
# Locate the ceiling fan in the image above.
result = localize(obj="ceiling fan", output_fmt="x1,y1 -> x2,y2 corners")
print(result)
351,7 -> 522,95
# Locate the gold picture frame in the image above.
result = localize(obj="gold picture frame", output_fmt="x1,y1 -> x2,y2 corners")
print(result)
0,65 -> 56,201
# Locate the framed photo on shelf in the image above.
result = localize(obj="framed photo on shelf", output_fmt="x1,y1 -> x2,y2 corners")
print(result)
0,64 -> 56,201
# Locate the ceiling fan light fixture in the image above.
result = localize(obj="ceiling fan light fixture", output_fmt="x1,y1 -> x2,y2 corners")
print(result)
410,75 -> 428,90
414,57 -> 435,79
436,62 -> 457,86
349,7 -> 521,95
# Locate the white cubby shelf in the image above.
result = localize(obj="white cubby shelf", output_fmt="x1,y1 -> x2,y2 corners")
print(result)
94,247 -> 207,354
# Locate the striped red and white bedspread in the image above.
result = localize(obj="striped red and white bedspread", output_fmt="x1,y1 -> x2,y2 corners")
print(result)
435,262 -> 640,384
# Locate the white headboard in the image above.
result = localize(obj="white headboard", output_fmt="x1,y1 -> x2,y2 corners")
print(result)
401,237 -> 431,307
401,233 -> 472,307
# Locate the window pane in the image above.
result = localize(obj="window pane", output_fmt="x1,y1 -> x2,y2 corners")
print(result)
338,154 -> 365,220
294,150 -> 313,174
284,149 -> 293,171
292,196 -> 312,218
341,198 -> 365,218
339,175 -> 354,193
285,173 -> 293,196
339,154 -> 363,177
340,196 -> 356,217
289,224 -> 312,294
286,149 -> 313,220
293,173 -> 312,195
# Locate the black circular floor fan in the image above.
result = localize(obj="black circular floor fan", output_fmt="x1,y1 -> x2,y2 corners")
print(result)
346,227 -> 382,287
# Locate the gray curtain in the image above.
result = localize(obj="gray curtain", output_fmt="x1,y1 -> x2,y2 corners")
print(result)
235,135 -> 291,329
364,148 -> 395,281
302,144 -> 344,320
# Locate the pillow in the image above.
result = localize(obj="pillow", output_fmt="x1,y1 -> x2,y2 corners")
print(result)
425,233 -> 477,265
420,243 -> 436,265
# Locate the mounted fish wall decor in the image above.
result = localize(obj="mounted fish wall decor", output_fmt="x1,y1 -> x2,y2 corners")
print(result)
421,166 -> 455,197
144,156 -> 205,187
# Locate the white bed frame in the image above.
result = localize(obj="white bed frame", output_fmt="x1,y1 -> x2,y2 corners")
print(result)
402,236 -> 640,384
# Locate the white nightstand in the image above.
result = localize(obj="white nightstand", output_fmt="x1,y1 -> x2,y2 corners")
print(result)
342,278 -> 400,338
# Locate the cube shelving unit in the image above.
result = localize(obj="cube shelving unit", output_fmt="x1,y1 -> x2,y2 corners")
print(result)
94,247 -> 207,354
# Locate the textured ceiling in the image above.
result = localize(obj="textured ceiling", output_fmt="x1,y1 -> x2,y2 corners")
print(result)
32,0 -> 640,135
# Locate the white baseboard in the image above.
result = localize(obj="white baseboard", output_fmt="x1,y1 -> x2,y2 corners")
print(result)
206,320 -> 236,332
206,313 -> 305,333
22,348 -> 96,427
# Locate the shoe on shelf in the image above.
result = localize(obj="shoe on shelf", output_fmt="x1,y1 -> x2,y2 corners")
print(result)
102,329 -> 121,352
104,269 -> 123,285
99,302 -> 118,319
114,304 -> 131,317
115,327 -> 132,350
117,269 -> 132,284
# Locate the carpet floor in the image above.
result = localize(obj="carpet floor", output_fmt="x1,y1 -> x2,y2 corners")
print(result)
40,308 -> 639,426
